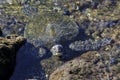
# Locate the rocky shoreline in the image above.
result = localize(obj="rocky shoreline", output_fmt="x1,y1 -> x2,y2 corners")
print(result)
0,0 -> 120,80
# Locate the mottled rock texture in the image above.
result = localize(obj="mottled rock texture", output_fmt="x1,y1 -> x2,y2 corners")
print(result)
69,38 -> 112,51
50,50 -> 120,80
0,0 -> 120,80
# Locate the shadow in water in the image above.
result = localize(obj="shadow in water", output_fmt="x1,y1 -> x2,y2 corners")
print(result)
10,42 -> 51,80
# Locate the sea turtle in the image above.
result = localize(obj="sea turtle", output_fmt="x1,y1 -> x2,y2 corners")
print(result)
24,12 -> 79,49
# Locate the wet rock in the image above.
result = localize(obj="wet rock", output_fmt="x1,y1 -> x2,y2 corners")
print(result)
69,38 -> 113,51
49,50 -> 120,80
0,14 -> 26,36
0,34 -> 26,80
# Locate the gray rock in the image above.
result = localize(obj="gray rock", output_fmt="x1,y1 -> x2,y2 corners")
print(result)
69,38 -> 112,51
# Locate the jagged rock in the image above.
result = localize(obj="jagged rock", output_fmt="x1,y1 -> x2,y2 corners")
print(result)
0,34 -> 26,80
49,50 -> 120,80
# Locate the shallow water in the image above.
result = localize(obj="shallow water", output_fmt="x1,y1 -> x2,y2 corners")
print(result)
10,43 -> 48,80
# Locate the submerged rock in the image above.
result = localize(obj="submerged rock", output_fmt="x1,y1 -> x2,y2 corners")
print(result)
0,34 -> 26,80
69,38 -> 113,51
